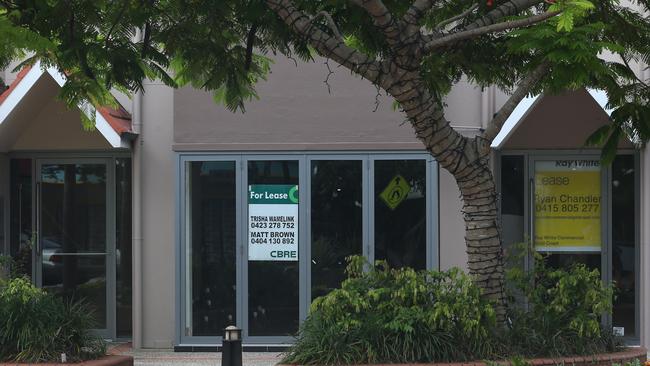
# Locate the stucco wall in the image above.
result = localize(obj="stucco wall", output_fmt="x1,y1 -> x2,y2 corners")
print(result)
10,95 -> 111,151
140,81 -> 176,349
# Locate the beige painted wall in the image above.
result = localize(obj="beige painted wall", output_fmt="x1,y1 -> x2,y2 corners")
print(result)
140,80 -> 176,349
10,95 -> 111,151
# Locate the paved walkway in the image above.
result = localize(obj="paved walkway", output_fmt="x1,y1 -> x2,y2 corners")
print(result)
109,343 -> 282,366
126,350 -> 282,366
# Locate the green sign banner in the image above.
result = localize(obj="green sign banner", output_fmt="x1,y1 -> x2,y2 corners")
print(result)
248,184 -> 299,261
248,184 -> 299,204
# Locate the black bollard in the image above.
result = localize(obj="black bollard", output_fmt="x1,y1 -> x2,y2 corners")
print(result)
222,326 -> 242,366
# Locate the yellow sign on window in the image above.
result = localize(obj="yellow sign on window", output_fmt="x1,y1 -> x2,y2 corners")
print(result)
379,174 -> 411,210
534,160 -> 601,252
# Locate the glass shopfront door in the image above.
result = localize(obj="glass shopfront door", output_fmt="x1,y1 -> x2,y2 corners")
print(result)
178,153 -> 439,345
500,152 -> 639,342
36,159 -> 113,336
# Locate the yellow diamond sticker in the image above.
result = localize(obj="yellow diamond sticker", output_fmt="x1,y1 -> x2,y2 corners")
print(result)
379,174 -> 411,210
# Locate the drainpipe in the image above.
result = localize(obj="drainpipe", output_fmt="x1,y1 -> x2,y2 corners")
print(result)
131,28 -> 144,350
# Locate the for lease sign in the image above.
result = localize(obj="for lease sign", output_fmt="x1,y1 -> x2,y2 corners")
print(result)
248,184 -> 299,261
534,160 -> 601,252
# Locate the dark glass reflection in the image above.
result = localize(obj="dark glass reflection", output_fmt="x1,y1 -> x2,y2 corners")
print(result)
40,163 -> 108,329
188,161 -> 237,336
311,161 -> 362,300
611,155 -> 636,337
374,160 -> 427,270
9,159 -> 32,278
116,158 -> 132,338
546,253 -> 601,271
41,255 -> 107,328
40,164 -> 107,254
248,160 -> 299,336
500,156 -> 525,245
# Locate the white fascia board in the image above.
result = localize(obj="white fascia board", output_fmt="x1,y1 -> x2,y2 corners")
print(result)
490,94 -> 541,149
0,61 -> 45,125
95,110 -> 130,148
490,89 -> 613,150
587,89 -> 614,116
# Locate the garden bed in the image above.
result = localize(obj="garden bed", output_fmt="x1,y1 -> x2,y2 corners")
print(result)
280,348 -> 647,366
0,354 -> 133,366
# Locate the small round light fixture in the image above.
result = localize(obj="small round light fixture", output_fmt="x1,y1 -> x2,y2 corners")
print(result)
224,325 -> 241,342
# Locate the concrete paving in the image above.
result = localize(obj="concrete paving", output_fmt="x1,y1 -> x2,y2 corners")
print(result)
125,350 -> 283,366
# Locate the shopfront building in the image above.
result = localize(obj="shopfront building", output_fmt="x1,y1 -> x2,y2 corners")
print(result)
494,89 -> 641,342
1,57 -> 649,350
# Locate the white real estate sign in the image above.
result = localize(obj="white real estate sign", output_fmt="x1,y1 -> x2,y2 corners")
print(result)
248,184 -> 299,261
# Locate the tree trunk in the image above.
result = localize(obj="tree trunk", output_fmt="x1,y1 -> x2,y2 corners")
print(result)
386,75 -> 507,320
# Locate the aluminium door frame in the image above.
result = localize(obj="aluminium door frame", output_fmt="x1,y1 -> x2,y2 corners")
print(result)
241,154 -> 306,345
34,157 -> 116,340
176,154 -> 243,346
175,151 -> 440,346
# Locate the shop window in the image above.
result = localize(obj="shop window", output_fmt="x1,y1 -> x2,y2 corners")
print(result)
186,161 -> 237,336
310,160 -> 363,300
9,159 -> 32,278
247,160 -> 300,337
115,158 -> 132,338
611,155 -> 637,338
374,160 -> 427,270
500,155 -> 525,255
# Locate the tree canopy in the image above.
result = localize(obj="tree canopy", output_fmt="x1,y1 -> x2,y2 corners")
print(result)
1,0 -> 649,314
0,0 -> 648,157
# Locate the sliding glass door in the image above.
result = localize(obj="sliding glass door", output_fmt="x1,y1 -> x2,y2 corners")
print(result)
178,153 -> 439,345
36,159 -> 113,336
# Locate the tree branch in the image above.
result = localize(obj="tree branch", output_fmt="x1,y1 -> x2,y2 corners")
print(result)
403,0 -> 434,28
436,3 -> 478,31
424,10 -> 559,53
480,61 -> 550,147
349,0 -> 402,46
265,0 -> 384,85
461,0 -> 544,31
307,11 -> 344,41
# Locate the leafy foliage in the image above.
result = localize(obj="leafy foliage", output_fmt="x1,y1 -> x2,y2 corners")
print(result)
282,254 -> 620,365
501,248 -> 619,357
283,256 -> 498,364
0,277 -> 106,363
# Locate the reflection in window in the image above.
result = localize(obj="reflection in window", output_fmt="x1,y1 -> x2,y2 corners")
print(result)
39,163 -> 108,329
248,160 -> 299,336
500,156 -> 525,250
187,161 -> 237,336
374,160 -> 426,270
9,159 -> 32,278
116,158 -> 132,338
611,155 -> 636,338
311,161 -> 362,300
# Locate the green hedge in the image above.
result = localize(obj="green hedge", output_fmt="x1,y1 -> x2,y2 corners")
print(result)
0,277 -> 106,363
283,255 -> 618,365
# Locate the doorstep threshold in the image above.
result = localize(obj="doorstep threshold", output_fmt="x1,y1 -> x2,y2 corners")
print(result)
174,344 -> 290,352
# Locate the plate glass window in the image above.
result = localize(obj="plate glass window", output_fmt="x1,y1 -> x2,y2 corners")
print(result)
247,160 -> 299,336
185,161 -> 237,336
310,160 -> 363,300
374,160 -> 427,270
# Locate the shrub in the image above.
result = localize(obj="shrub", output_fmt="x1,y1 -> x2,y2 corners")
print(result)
282,256 -> 498,365
502,252 -> 619,357
0,277 -> 106,363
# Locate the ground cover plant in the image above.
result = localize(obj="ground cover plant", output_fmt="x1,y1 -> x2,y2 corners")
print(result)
0,276 -> 106,363
282,255 -> 619,365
